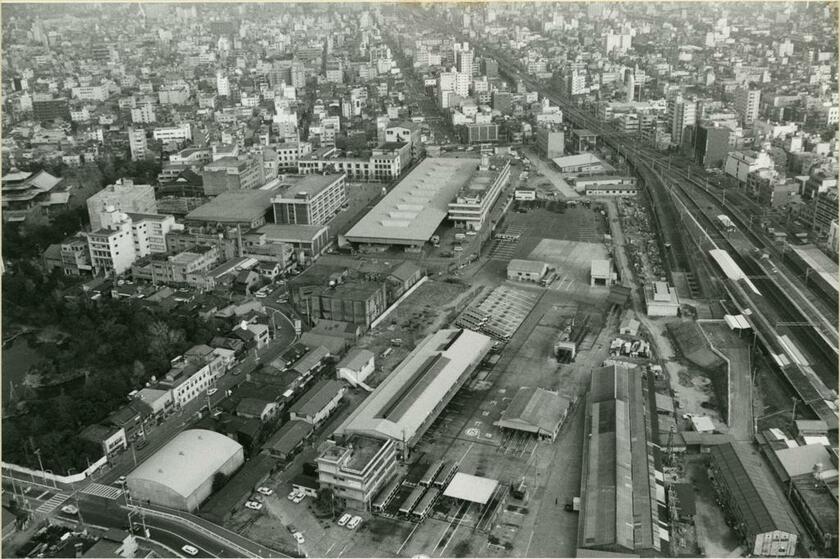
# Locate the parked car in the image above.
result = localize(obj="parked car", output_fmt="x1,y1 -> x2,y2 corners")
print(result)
287,524 -> 298,534
293,532 -> 305,545
292,492 -> 305,504
181,545 -> 199,556
287,490 -> 298,501
118,476 -> 126,484
245,501 -> 263,511
337,513 -> 352,527
60,505 -> 79,515
256,487 -> 273,496
207,387 -> 218,396
347,516 -> 362,530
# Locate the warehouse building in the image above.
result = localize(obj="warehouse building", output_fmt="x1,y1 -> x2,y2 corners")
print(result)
590,259 -> 618,286
708,442 -> 798,556
185,187 -> 280,229
126,430 -> 244,511
507,259 -> 548,282
344,158 -> 478,249
335,328 -> 493,455
578,365 -> 661,555
494,387 -> 569,441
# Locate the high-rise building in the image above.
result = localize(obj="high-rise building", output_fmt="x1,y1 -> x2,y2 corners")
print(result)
216,70 -> 230,97
456,49 -> 474,76
481,57 -> 498,78
668,96 -> 697,146
624,69 -> 635,103
692,124 -> 732,168
565,70 -> 587,97
128,127 -> 148,161
735,87 -> 761,126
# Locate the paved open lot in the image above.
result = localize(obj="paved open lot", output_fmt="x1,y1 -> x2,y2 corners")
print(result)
521,146 -> 579,199
698,320 -> 753,441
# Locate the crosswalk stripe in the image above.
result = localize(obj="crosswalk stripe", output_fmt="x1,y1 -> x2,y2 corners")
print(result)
80,482 -> 123,500
35,493 -> 71,514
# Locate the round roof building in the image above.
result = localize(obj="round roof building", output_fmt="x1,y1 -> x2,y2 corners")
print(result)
126,429 -> 244,512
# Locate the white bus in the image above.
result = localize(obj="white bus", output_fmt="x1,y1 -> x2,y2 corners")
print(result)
716,214 -> 736,232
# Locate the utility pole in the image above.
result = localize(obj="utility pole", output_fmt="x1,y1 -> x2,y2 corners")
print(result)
33,448 -> 47,487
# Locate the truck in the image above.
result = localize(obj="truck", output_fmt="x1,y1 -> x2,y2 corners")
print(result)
564,497 -> 581,512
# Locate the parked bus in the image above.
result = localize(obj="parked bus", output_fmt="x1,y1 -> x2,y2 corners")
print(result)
419,460 -> 444,487
716,214 -> 736,232
398,485 -> 427,516
411,488 -> 440,521
433,461 -> 459,489
372,476 -> 402,513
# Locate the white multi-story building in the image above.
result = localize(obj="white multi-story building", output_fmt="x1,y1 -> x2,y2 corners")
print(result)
159,351 -> 223,409
447,156 -> 511,231
128,213 -> 177,256
86,207 -> 136,276
153,123 -> 192,143
128,127 -> 147,161
724,150 -> 774,185
272,173 -> 347,226
70,107 -> 90,122
87,179 -> 157,230
275,142 -> 312,168
71,84 -> 109,102
316,435 -> 398,510
438,70 -> 456,93
131,103 -> 156,124
454,72 -> 471,97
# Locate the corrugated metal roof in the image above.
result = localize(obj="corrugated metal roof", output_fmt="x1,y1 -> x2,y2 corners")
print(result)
336,329 -> 492,444
495,387 -> 569,436
710,442 -> 798,537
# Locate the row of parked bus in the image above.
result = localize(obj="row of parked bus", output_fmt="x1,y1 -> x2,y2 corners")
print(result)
372,460 -> 459,521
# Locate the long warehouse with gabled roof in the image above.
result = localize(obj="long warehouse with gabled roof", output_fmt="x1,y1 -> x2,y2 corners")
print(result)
334,328 -> 493,455
344,157 -> 480,248
578,365 -> 661,556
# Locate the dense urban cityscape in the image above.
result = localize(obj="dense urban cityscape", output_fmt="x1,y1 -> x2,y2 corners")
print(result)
0,2 -> 838,558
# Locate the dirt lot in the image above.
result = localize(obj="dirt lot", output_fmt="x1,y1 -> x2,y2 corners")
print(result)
356,279 -> 480,388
